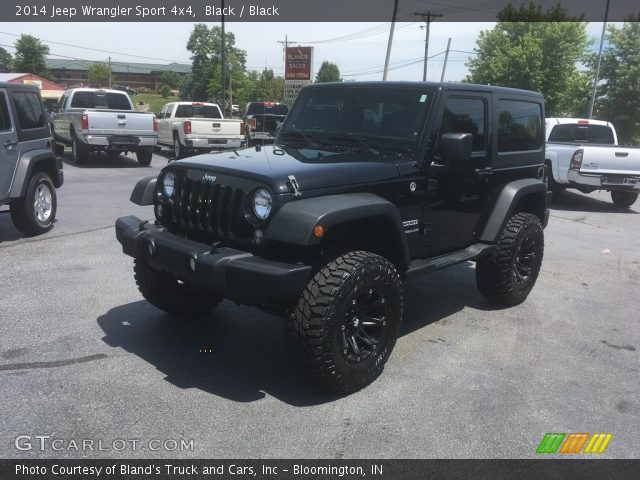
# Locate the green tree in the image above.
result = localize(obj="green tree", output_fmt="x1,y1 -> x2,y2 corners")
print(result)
13,34 -> 50,78
87,62 -> 112,87
160,70 -> 183,90
186,24 -> 247,102
0,47 -> 12,73
596,17 -> 640,144
316,61 -> 341,83
465,3 -> 589,116
159,84 -> 171,98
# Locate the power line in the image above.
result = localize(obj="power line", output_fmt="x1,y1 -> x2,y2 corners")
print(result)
0,31 -> 189,64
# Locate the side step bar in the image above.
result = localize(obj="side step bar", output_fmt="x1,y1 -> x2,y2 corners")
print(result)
406,243 -> 496,279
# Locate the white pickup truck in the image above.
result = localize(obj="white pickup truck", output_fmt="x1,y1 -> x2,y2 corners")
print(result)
157,101 -> 245,159
51,88 -> 158,166
545,118 -> 640,208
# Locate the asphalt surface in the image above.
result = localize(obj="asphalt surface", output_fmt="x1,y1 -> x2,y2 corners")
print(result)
1,150 -> 639,459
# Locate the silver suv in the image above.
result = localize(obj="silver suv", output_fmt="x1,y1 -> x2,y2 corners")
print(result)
0,82 -> 63,235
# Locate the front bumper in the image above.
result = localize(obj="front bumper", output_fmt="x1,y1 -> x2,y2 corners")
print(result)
115,215 -> 312,304
567,169 -> 640,191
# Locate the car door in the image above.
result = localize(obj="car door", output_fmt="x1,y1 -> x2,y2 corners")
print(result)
0,89 -> 19,198
157,104 -> 169,143
421,92 -> 492,254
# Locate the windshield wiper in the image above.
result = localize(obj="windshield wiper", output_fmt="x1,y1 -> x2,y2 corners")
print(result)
323,135 -> 381,156
279,131 -> 319,148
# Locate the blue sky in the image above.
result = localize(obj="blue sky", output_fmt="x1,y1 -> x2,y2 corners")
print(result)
0,22 -> 616,82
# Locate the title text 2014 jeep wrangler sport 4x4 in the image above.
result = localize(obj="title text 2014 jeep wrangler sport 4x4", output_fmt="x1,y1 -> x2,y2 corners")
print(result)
116,82 -> 550,393
1,82 -> 63,235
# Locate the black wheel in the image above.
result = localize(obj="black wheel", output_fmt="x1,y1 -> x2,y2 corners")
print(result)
10,171 -> 57,236
71,134 -> 89,164
287,251 -> 403,394
136,148 -> 153,166
543,162 -> 562,194
476,212 -> 544,306
134,258 -> 222,317
611,190 -> 638,208
173,133 -> 186,160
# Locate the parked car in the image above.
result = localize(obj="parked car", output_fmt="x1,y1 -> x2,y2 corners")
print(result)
50,88 -> 158,166
244,101 -> 289,146
113,85 -> 138,95
545,118 -> 640,207
156,101 -> 245,159
116,81 -> 550,393
0,82 -> 63,235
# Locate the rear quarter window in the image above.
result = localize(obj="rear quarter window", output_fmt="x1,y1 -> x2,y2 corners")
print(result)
497,100 -> 543,152
12,92 -> 45,130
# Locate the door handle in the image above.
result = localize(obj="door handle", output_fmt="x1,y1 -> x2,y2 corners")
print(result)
4,139 -> 18,150
474,167 -> 493,178
429,162 -> 449,175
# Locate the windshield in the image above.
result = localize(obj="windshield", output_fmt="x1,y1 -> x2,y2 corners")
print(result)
280,86 -> 432,157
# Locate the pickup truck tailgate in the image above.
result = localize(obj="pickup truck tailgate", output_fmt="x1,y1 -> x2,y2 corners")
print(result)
189,118 -> 243,137
580,145 -> 640,176
88,110 -> 154,135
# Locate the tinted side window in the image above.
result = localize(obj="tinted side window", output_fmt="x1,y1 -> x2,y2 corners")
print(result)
13,92 -> 45,129
0,91 -> 12,131
440,97 -> 486,151
498,100 -> 542,152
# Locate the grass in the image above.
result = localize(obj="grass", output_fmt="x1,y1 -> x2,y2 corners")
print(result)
131,93 -> 179,115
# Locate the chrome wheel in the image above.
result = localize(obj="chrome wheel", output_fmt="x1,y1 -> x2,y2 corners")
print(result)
34,183 -> 53,223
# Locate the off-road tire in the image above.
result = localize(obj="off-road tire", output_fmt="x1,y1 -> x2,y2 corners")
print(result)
476,212 -> 544,306
134,258 -> 222,317
10,171 -> 57,236
136,148 -> 153,166
611,190 -> 638,209
71,134 -> 89,164
287,251 -> 403,394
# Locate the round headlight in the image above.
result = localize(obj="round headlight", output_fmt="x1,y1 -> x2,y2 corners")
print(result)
253,188 -> 273,221
163,171 -> 175,198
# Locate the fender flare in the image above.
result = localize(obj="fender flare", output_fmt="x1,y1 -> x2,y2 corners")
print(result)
9,149 -> 62,198
265,193 -> 411,269
130,176 -> 157,205
479,179 -> 548,243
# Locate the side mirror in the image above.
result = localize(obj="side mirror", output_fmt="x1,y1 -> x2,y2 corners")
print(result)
439,132 -> 473,163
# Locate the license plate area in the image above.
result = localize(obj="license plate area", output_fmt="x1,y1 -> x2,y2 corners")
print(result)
109,136 -> 139,146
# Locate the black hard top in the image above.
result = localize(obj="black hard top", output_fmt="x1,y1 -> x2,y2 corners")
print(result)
304,81 -> 543,99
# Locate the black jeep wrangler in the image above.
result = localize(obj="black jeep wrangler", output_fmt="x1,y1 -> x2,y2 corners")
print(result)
116,82 -> 550,393
0,82 -> 63,235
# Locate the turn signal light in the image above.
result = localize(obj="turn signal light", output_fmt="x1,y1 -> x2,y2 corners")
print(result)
313,225 -> 325,238
183,121 -> 192,134
81,114 -> 89,130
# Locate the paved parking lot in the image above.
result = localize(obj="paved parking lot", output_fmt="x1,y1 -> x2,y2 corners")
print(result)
1,151 -> 639,458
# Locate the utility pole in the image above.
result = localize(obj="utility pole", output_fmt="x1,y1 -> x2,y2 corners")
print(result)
414,11 -> 443,82
589,0 -> 610,119
221,0 -> 226,111
382,0 -> 399,81
440,37 -> 451,82
108,56 -> 112,88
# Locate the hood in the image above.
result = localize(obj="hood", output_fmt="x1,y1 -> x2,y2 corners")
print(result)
172,145 -> 401,194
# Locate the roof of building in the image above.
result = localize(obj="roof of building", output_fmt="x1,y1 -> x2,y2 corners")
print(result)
0,73 -> 26,82
45,58 -> 191,75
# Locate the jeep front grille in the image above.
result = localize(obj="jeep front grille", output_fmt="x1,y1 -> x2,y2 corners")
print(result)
169,176 -> 249,240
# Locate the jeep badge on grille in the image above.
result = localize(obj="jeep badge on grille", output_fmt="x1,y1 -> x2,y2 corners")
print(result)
202,173 -> 217,183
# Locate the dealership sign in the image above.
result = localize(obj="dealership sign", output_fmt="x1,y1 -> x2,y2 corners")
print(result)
285,47 -> 313,81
